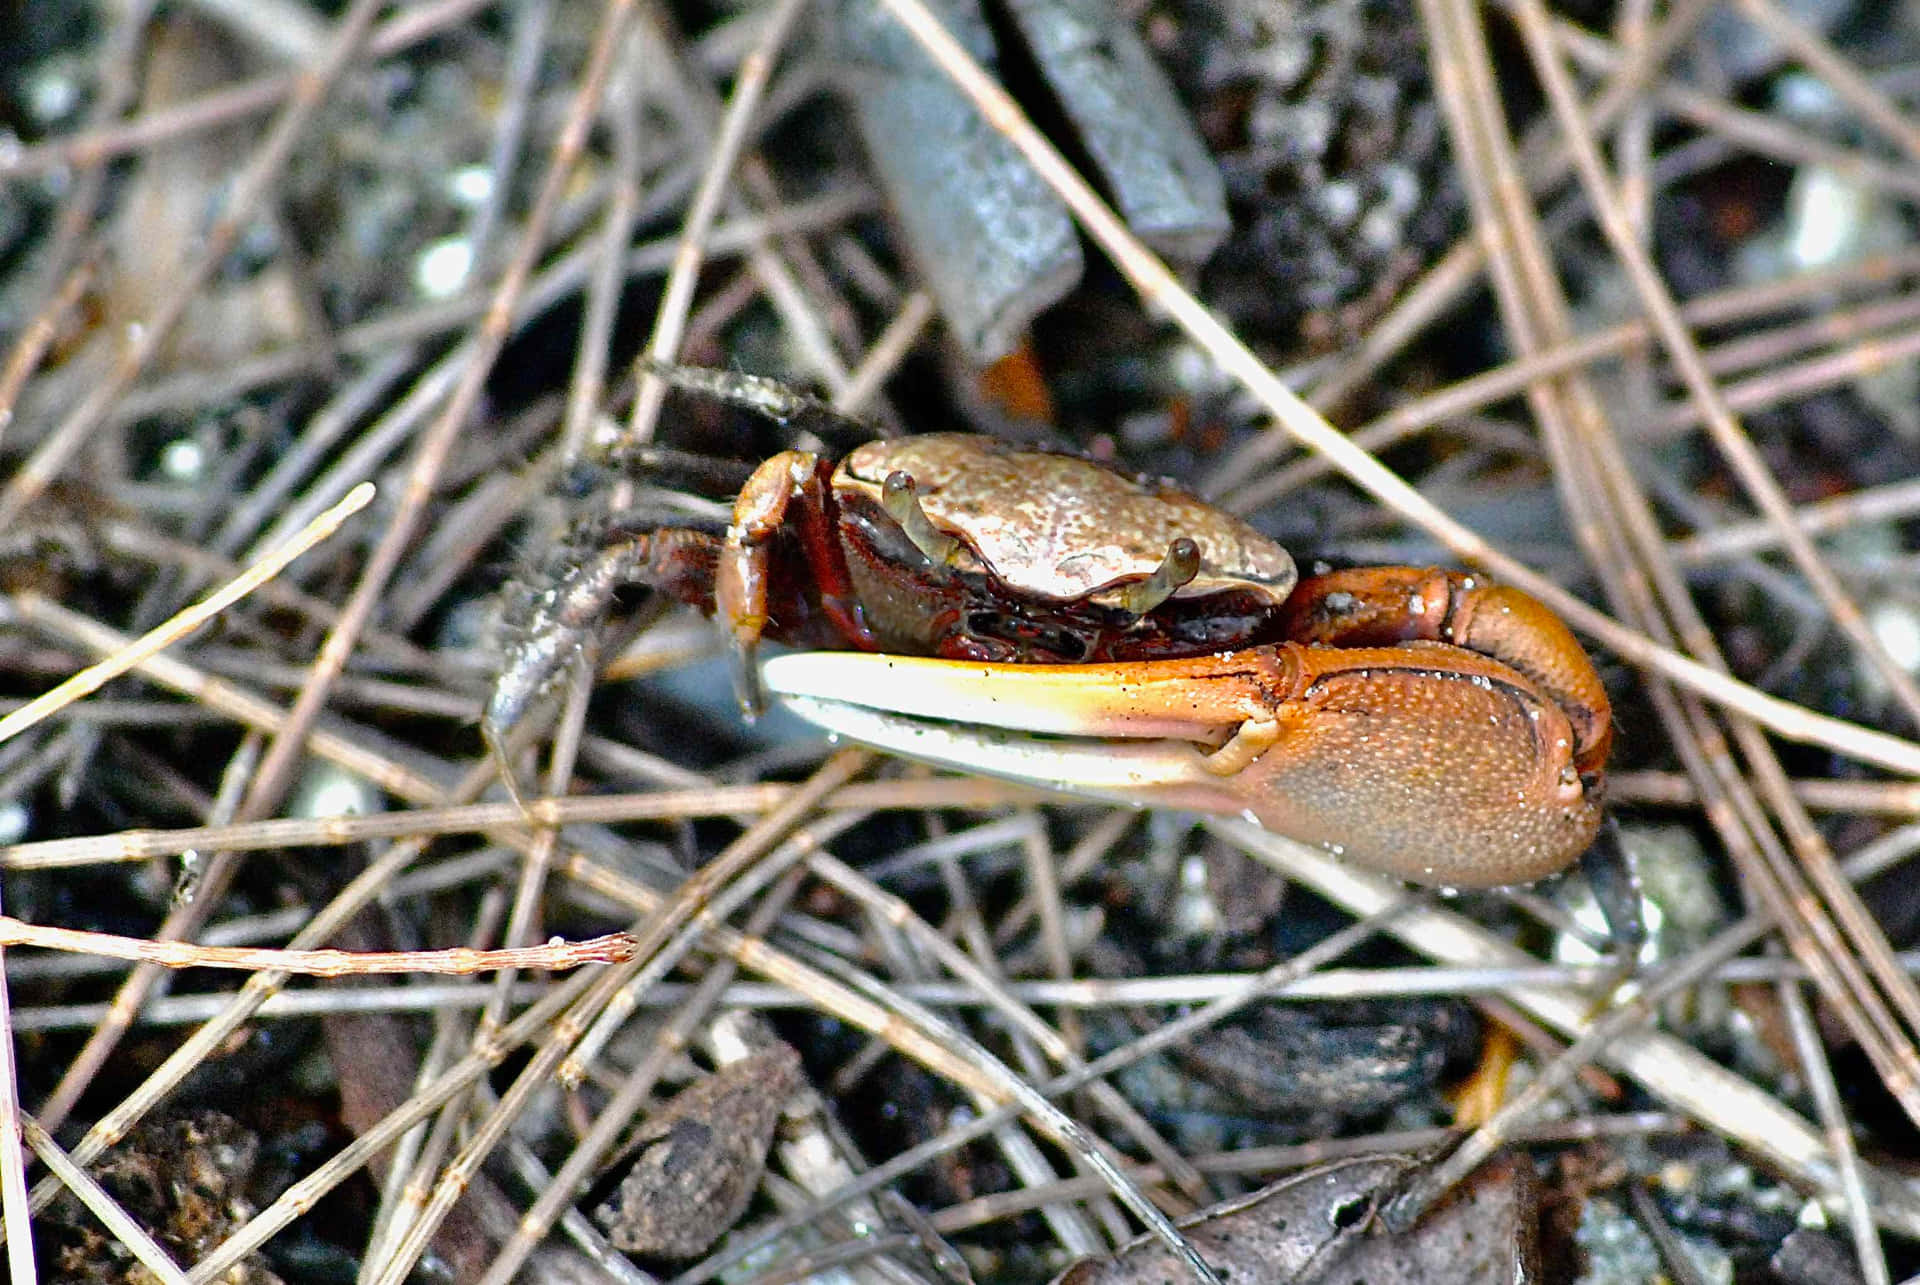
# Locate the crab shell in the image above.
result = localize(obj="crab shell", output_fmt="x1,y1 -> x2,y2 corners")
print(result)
835,435 -> 1298,609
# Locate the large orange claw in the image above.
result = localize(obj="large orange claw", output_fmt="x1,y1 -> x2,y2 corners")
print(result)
761,575 -> 1610,890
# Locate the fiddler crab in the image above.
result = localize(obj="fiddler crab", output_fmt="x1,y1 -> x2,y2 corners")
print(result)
489,365 -> 1615,895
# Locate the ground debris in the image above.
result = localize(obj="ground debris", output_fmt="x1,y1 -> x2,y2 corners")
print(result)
593,1040 -> 806,1259
40,1110 -> 284,1285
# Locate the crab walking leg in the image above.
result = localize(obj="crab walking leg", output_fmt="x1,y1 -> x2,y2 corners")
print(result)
485,527 -> 721,748
763,642 -> 1604,888
715,451 -> 812,715
715,450 -> 880,716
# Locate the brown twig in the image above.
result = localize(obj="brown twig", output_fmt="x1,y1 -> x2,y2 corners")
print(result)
0,920 -> 635,977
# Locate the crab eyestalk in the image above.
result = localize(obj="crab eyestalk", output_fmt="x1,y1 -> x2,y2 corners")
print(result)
881,470 -> 961,566
1111,537 -> 1200,617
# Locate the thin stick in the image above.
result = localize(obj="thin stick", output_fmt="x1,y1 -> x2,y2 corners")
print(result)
42,948 -> 1920,1032
0,0 -> 387,533
1646,322 -> 1920,440
20,1119 -> 183,1285
0,774 -> 1038,874
1548,17 -> 1920,202
561,35 -> 642,459
170,956 -> 611,1281
19,762 -> 500,1231
0,0 -> 492,180
30,0 -> 155,304
1430,0 -> 1920,1172
804,950 -> 1223,1285
99,188 -> 868,436
0,254 -> 97,453
0,884 -> 33,1285
1779,976 -> 1891,1284
1201,0 -> 1723,491
624,0 -> 808,444
1225,266 -> 1920,511
670,905 -> 1407,1285
1220,820 -> 1920,1235
29,0 -> 659,1150
1670,477 -> 1920,567
360,749 -> 868,1285
10,593 -> 444,805
0,919 -> 634,976
1729,0 -> 1920,164
806,848 -> 1206,1199
0,483 -> 374,747
469,842 -> 833,1285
